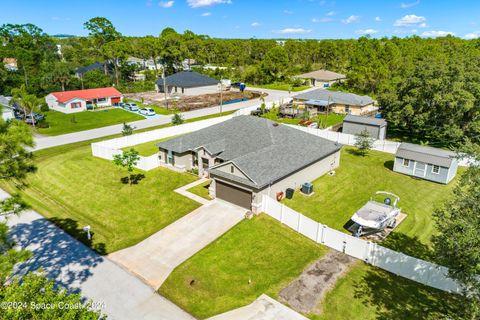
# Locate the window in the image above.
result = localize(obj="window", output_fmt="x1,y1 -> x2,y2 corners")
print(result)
402,159 -> 410,167
96,97 -> 106,102
230,166 -> 234,173
71,102 -> 82,109
432,165 -> 440,174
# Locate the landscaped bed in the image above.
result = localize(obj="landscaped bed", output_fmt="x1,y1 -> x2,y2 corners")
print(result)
310,262 -> 460,320
159,214 -> 328,318
283,147 -> 463,259
37,108 -> 145,136
0,141 -> 200,254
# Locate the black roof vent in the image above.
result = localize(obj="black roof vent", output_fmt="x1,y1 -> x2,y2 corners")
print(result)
272,122 -> 279,127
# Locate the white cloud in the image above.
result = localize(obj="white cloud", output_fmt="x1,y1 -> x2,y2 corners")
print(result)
275,28 -> 312,34
283,9 -> 293,14
464,32 -> 480,40
400,0 -> 420,9
251,22 -> 260,27
375,16 -> 381,22
158,0 -> 174,8
312,17 -> 333,23
187,0 -> 231,8
394,14 -> 426,27
418,22 -> 428,28
356,29 -> 378,35
201,12 -> 211,16
342,15 -> 359,24
326,11 -> 335,16
421,30 -> 454,38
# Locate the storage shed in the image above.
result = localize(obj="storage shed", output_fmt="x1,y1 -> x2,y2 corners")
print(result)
342,114 -> 387,140
393,143 -> 458,184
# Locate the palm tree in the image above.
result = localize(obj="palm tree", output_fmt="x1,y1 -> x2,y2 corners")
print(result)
10,85 -> 42,129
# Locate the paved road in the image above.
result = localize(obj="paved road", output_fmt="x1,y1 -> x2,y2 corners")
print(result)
33,88 -> 293,151
109,199 -> 246,289
3,208 -> 195,320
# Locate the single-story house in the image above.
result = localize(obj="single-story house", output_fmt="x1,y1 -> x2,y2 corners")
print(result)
155,71 -> 220,96
75,62 -> 111,78
393,143 -> 458,184
0,95 -> 14,121
126,57 -> 157,71
342,114 -> 387,140
3,58 -> 18,72
156,116 -> 342,212
292,89 -> 376,116
294,69 -> 346,88
45,87 -> 123,114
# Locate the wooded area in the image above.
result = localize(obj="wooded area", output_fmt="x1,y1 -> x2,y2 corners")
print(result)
0,17 -> 479,147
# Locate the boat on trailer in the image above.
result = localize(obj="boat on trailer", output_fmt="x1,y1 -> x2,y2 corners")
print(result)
349,191 -> 401,237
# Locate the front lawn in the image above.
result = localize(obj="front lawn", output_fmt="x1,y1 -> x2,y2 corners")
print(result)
187,180 -> 211,200
0,142 -> 200,254
122,135 -> 180,157
38,109 -> 144,136
159,214 -> 328,318
261,113 -> 345,128
311,262 -> 460,320
283,148 -> 462,259
249,82 -> 311,92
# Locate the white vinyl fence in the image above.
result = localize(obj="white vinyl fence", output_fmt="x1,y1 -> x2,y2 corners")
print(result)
91,115 -> 233,171
262,195 -> 462,293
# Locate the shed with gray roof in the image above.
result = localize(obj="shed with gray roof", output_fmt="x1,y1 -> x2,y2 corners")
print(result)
393,143 -> 458,184
157,115 -> 342,211
155,71 -> 220,96
294,69 -> 346,88
342,114 -> 387,140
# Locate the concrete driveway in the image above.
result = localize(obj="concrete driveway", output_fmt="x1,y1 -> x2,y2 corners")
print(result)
4,209 -> 194,320
109,200 -> 246,289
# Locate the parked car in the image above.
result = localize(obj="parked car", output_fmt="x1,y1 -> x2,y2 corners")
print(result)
124,103 -> 139,111
250,107 -> 268,116
24,112 -> 45,125
139,108 -> 155,116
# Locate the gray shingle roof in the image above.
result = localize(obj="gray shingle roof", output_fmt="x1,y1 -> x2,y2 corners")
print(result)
156,71 -> 219,88
293,89 -> 374,107
0,95 -> 11,107
343,114 -> 386,127
157,116 -> 341,189
396,143 -> 457,167
295,69 -> 346,81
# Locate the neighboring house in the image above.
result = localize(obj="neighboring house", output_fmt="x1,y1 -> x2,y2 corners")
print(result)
156,116 -> 342,212
45,87 -> 123,114
294,69 -> 346,88
292,89 -> 376,116
126,57 -> 157,71
3,58 -> 18,71
342,114 -> 387,140
75,62 -> 111,78
155,71 -> 220,96
0,95 -> 14,121
393,143 -> 458,184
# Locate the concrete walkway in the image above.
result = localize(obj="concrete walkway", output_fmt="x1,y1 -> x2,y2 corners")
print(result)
33,88 -> 291,151
109,200 -> 245,289
207,294 -> 308,320
174,178 -> 211,205
3,209 -> 194,320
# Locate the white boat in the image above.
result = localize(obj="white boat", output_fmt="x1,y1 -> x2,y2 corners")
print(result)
350,191 -> 401,237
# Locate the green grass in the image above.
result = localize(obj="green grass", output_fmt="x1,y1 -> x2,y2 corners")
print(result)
0,142 -> 200,254
38,109 -> 144,136
283,148 -> 463,260
261,113 -> 345,128
159,214 -> 328,318
311,262 -> 460,320
187,180 -> 212,200
122,135 -> 180,157
249,82 -> 311,92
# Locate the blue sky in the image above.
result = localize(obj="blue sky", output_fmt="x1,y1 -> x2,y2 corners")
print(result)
2,0 -> 480,39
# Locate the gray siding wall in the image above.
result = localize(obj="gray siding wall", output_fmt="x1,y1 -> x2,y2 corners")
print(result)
393,156 -> 454,184
343,122 -> 382,139
174,151 -> 193,170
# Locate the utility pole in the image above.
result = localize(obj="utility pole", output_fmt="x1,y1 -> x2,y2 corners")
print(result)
323,95 -> 331,128
219,78 -> 223,113
162,64 -> 169,110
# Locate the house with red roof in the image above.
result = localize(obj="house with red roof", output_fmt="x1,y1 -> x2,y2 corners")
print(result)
45,87 -> 123,114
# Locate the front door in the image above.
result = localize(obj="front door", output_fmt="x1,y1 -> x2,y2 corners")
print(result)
414,161 -> 426,177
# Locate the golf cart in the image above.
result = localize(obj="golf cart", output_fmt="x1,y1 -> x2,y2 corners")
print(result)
349,191 -> 401,237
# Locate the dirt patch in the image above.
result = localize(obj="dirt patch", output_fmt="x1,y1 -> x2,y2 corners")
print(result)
279,250 -> 356,314
125,90 -> 263,112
